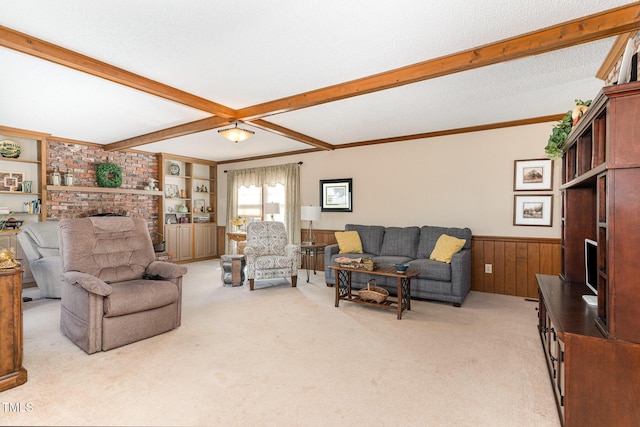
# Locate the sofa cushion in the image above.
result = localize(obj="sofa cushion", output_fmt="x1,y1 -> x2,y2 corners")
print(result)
408,258 -> 452,282
380,226 -> 420,258
345,224 -> 385,256
104,279 -> 178,318
335,231 -> 363,254
430,234 -> 467,263
417,226 -> 472,258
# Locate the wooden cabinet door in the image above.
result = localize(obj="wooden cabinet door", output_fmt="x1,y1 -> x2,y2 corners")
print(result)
194,223 -> 216,259
177,225 -> 192,261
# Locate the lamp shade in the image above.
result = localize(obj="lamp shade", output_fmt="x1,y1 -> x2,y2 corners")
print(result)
264,202 -> 280,215
301,205 -> 321,221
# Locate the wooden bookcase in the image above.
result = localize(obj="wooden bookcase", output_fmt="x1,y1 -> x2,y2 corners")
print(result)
157,153 -> 218,262
537,81 -> 640,426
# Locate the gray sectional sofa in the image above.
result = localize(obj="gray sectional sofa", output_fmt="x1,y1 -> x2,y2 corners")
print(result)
324,224 -> 472,306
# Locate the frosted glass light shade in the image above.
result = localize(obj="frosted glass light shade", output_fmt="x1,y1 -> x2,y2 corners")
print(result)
218,123 -> 255,142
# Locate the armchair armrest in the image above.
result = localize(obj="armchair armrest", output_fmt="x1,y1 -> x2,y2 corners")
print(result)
146,261 -> 188,279
285,244 -> 300,259
62,271 -> 113,296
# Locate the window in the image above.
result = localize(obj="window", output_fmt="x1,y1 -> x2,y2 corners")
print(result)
226,163 -> 300,245
236,183 -> 285,223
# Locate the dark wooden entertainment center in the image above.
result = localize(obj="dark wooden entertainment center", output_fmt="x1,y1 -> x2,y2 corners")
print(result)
536,81 -> 640,426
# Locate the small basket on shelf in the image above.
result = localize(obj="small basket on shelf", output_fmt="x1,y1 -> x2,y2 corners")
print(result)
358,279 -> 389,303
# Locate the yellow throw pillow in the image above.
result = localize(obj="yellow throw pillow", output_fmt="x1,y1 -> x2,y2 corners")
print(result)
429,234 -> 466,263
335,231 -> 363,254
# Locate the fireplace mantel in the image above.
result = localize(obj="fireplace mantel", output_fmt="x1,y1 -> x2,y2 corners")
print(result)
47,185 -> 162,196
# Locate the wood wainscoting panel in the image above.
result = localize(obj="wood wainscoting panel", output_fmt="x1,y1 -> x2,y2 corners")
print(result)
472,236 -> 561,299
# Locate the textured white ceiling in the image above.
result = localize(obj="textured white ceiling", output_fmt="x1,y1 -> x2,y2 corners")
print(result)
0,1 -> 633,161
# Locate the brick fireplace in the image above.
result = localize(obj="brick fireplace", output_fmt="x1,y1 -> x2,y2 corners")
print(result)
46,139 -> 160,232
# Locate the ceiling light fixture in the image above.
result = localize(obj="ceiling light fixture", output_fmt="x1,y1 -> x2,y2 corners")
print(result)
218,121 -> 255,143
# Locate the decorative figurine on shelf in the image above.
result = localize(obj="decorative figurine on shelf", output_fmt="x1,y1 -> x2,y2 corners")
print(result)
206,206 -> 213,213
148,178 -> 158,191
178,204 -> 188,213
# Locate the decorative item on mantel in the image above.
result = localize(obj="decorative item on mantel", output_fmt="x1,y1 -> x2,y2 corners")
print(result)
50,170 -> 62,186
63,172 -> 74,186
96,163 -> 122,188
545,99 -> 591,160
0,140 -> 21,158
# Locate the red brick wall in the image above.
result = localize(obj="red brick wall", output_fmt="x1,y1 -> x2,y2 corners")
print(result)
46,139 -> 160,232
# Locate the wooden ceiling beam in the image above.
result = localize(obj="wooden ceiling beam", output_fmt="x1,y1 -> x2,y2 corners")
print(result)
339,114 -> 566,148
247,120 -> 334,151
104,116 -> 231,151
0,25 -> 236,119
236,3 -> 640,120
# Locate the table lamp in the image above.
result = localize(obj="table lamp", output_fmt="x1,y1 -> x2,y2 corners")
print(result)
264,202 -> 280,220
301,205 -> 321,244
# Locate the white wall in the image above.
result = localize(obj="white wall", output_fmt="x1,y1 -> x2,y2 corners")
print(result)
218,122 -> 562,238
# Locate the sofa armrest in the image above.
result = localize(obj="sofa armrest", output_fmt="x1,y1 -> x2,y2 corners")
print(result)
450,249 -> 471,297
146,261 -> 188,279
62,271 -> 113,296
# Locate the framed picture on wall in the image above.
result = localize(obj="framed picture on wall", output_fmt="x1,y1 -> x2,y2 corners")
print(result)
513,195 -> 553,226
320,178 -> 352,212
514,159 -> 553,191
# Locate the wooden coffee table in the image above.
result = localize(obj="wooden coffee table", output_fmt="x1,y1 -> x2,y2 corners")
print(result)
329,264 -> 419,319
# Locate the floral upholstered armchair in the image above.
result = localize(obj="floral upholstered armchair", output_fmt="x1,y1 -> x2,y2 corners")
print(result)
244,221 -> 299,291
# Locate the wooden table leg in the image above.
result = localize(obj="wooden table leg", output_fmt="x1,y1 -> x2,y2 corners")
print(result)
397,277 -> 403,319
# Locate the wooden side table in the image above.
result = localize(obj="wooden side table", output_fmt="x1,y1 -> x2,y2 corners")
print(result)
226,232 -> 247,255
0,268 -> 27,392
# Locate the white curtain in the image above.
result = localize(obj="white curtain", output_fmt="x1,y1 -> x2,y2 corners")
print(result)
226,163 -> 301,246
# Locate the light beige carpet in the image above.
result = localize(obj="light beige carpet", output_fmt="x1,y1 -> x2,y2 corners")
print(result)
2,260 -> 559,427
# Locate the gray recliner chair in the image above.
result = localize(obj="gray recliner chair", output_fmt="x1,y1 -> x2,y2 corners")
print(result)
17,221 -> 62,298
58,217 -> 187,354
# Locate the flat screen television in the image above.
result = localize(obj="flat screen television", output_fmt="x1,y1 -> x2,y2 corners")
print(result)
583,238 -> 598,306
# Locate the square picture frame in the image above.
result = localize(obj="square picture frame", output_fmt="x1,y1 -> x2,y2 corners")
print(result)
165,184 -> 179,198
0,171 -> 24,192
514,159 -> 553,191
320,178 -> 352,212
165,214 -> 178,224
514,195 -> 553,227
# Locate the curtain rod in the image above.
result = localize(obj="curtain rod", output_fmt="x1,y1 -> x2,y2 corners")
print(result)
224,161 -> 303,173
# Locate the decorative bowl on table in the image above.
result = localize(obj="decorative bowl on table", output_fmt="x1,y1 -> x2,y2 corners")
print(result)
394,263 -> 409,273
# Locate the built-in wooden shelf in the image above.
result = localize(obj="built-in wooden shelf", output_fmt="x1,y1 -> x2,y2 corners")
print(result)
47,185 -> 162,196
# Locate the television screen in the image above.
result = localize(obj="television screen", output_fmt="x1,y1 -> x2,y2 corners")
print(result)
583,238 -> 598,306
